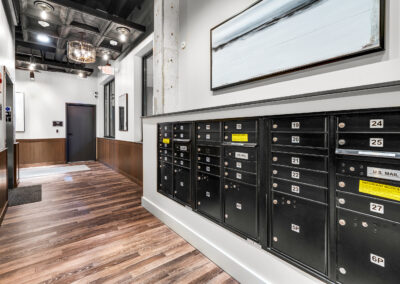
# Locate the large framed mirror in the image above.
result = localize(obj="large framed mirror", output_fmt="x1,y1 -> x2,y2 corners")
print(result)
118,93 -> 128,131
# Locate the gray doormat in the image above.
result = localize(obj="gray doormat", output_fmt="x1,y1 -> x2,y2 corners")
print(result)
9,185 -> 42,207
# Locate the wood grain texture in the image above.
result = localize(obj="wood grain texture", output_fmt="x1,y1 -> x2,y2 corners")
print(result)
17,139 -> 66,168
0,149 -> 8,224
97,138 -> 143,185
0,162 -> 237,283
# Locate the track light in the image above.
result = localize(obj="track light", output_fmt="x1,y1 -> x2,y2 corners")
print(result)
30,71 -> 35,81
37,34 -> 50,43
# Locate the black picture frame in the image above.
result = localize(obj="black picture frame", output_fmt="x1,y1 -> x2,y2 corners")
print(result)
210,0 -> 386,91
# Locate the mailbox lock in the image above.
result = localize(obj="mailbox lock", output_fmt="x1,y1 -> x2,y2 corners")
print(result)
224,161 -> 228,166
224,136 -> 228,140
198,166 -> 201,169
286,200 -> 291,205
362,222 -> 368,228
225,172 -> 228,176
174,153 -> 177,156
272,124 -> 278,129
338,198 -> 346,205
198,201 -> 201,205
338,139 -> 346,146
224,185 -> 229,189
225,214 -> 228,218
349,166 -> 355,172
198,135 -> 201,138
273,237 -> 278,242
225,125 -> 228,130
233,184 -> 237,189
272,137 -> 278,142
272,183 -> 278,188
174,169 -> 177,173
272,170 -> 278,175
339,181 -> 346,188
197,126 -> 200,130
339,219 -> 346,226
272,157 -> 278,162
198,148 -> 201,152
174,160 -> 177,163
198,157 -> 200,160
198,176 -> 201,180
174,134 -> 177,137
339,268 -> 347,275
338,122 -> 346,129
273,199 -> 278,205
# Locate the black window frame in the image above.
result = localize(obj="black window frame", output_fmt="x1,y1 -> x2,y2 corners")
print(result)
104,79 -> 115,138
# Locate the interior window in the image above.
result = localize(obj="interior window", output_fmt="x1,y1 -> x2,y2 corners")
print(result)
142,52 -> 153,117
104,79 -> 115,138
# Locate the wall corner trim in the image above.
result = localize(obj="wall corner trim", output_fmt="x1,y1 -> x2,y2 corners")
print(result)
141,196 -> 266,284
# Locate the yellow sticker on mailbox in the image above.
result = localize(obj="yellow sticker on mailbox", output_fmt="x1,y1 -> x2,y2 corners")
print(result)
232,134 -> 248,142
162,138 -> 170,144
359,180 -> 400,202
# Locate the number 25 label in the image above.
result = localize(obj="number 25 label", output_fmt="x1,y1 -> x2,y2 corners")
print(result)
370,138 -> 384,147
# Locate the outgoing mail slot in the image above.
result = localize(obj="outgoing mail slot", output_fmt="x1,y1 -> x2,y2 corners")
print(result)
197,154 -> 220,166
272,152 -> 327,171
197,173 -> 222,221
272,133 -> 327,148
197,132 -> 221,142
197,145 -> 221,156
197,121 -> 221,132
337,191 -> 400,223
174,158 -> 190,168
224,132 -> 257,144
224,120 -> 257,132
174,167 -> 191,205
158,161 -> 173,196
272,178 -> 327,203
271,117 -> 327,132
224,180 -> 257,239
336,209 -> 400,284
224,168 -> 257,185
337,112 -> 400,133
272,165 -> 328,188
224,147 -> 257,161
336,133 -> 400,153
224,158 -> 256,173
198,163 -> 220,176
335,175 -> 400,203
271,191 -> 327,274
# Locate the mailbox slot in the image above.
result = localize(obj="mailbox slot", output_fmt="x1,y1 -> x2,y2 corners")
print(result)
272,133 -> 327,148
271,117 -> 327,132
197,132 -> 221,142
271,165 -> 328,188
224,157 -> 256,173
272,152 -> 328,171
174,167 -> 191,205
224,120 -> 257,132
272,178 -> 327,203
337,112 -> 400,133
197,121 -> 221,132
197,173 -> 222,221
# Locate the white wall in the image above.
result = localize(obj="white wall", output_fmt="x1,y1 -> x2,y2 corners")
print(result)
0,1 -> 15,150
167,0 -> 400,113
98,34 -> 153,142
15,70 -> 98,140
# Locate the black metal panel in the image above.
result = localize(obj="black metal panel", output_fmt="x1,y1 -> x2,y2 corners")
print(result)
271,191 -> 328,274
197,173 -> 222,221
271,116 -> 327,132
174,166 -> 191,205
337,112 -> 400,133
337,133 -> 400,153
174,150 -> 190,160
159,148 -> 172,156
224,157 -> 257,173
336,157 -> 400,179
336,209 -> 400,284
224,180 -> 258,239
197,154 -> 220,166
271,165 -> 328,188
159,161 -> 173,196
271,133 -> 327,148
272,178 -> 327,203
197,145 -> 221,156
272,151 -> 328,171
174,158 -> 190,168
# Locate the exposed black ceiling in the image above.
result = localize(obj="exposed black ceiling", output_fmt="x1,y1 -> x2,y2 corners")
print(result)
14,0 -> 152,76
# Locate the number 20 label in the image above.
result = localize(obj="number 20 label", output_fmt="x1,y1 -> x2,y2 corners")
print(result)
370,138 -> 384,147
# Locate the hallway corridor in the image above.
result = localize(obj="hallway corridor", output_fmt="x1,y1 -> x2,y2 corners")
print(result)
0,163 -> 237,283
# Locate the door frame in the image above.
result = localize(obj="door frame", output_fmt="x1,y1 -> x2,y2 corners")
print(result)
65,103 -> 97,163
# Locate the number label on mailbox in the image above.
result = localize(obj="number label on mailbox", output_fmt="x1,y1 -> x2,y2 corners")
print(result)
370,119 -> 384,129
291,185 -> 300,194
370,138 -> 384,147
291,136 -> 300,144
180,125 -> 184,130
206,157 -> 211,163
370,253 -> 385,267
236,124 -> 242,130
235,152 -> 248,160
236,173 -> 242,180
206,166 -> 210,172
236,162 -> 242,169
164,126 -> 168,130
291,122 -> 300,129
180,133 -> 184,138
206,134 -> 210,140
236,203 -> 242,210
291,171 -> 300,179
180,146 -> 187,151
206,191 -> 210,197
291,157 -> 300,165
291,224 -> 300,233
370,202 -> 384,214
206,124 -> 211,130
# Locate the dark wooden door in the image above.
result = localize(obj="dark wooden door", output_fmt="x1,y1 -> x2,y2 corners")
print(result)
66,104 -> 96,162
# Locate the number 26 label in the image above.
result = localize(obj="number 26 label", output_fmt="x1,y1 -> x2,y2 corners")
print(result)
370,138 -> 384,147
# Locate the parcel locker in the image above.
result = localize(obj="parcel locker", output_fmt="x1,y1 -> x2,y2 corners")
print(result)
224,180 -> 257,239
197,173 -> 222,221
336,209 -> 400,284
159,161 -> 173,196
174,167 -> 191,205
271,191 -> 327,274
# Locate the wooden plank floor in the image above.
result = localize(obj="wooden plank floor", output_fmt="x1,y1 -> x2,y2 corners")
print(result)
0,162 -> 238,284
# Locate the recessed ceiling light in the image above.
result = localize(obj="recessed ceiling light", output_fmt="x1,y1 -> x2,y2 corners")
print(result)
37,34 -> 50,43
28,63 -> 36,71
38,20 -> 50,27
110,40 -> 118,46
40,10 -> 48,20
35,1 -> 54,20
103,53 -> 109,60
117,27 -> 130,43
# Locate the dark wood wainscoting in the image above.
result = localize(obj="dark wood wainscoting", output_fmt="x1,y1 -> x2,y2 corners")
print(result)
97,138 -> 143,185
17,139 -> 66,168
0,148 -> 8,223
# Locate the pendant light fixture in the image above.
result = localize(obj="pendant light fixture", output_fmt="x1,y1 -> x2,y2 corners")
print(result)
67,33 -> 96,64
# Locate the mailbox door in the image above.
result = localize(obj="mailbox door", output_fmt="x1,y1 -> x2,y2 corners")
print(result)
271,133 -> 327,148
272,152 -> 328,171
197,121 -> 221,132
197,173 -> 222,221
159,162 -> 173,195
271,192 -> 327,274
174,167 -> 191,204
271,117 -> 327,132
336,209 -> 400,284
271,165 -> 328,188
337,134 -> 400,153
337,112 -> 400,133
